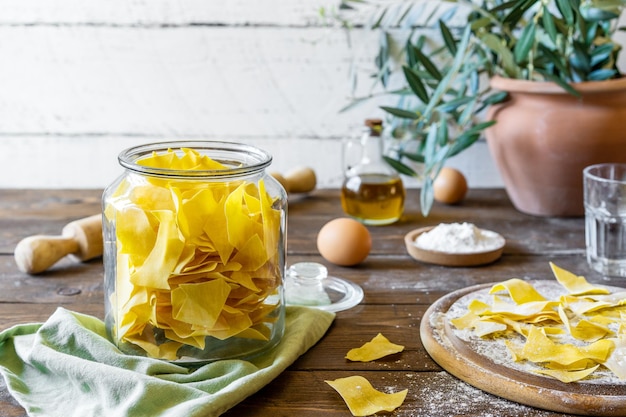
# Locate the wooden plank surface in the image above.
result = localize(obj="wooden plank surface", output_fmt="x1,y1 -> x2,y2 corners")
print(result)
223,370 -> 566,417
0,188 -> 617,416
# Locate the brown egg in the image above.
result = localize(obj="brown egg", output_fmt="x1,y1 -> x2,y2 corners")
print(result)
433,167 -> 468,204
316,218 -> 371,266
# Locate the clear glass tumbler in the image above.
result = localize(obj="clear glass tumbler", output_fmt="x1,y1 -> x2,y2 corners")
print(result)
584,163 -> 626,277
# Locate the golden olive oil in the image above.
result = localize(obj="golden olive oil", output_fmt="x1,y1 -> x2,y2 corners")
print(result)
341,173 -> 405,225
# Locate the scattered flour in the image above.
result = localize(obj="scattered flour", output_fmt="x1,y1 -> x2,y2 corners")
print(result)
414,222 -> 504,253
383,371 -> 556,416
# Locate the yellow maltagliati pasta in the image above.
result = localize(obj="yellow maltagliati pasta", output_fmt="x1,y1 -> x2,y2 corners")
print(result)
330,335 -> 407,414
451,262 -> 626,383
105,148 -> 283,359
345,333 -> 404,362
326,376 -> 408,416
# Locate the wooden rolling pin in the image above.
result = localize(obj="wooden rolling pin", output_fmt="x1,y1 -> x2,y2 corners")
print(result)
14,214 -> 103,275
270,166 -> 317,194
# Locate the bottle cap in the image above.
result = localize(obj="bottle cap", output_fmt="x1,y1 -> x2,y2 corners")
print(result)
365,118 -> 383,136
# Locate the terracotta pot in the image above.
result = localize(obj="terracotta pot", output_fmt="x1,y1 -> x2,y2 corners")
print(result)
485,75 -> 626,217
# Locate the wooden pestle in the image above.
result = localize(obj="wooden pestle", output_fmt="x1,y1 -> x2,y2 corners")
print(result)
14,214 -> 103,275
270,166 -> 316,194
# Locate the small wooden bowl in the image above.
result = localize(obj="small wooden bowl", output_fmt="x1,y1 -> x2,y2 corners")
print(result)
404,226 -> 505,267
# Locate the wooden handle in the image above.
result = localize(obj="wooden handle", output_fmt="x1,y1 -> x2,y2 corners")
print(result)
271,166 -> 317,194
284,166 -> 316,193
62,214 -> 103,261
14,235 -> 79,274
14,214 -> 102,275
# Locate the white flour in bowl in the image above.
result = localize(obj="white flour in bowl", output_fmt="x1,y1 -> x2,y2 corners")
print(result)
414,222 -> 504,253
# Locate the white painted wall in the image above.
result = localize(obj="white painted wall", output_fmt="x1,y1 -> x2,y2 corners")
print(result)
8,0 -> 607,190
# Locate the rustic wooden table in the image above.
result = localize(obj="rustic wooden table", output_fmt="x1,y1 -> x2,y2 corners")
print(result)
0,188 -> 619,416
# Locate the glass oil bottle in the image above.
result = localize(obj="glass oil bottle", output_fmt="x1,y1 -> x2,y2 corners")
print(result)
341,119 -> 405,225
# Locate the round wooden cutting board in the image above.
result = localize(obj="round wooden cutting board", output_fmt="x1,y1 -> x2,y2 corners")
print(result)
420,282 -> 626,416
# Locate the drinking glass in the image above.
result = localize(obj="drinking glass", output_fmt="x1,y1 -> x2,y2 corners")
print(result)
584,163 -> 626,277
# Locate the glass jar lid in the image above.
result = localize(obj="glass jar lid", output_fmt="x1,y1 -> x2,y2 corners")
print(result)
285,262 -> 364,312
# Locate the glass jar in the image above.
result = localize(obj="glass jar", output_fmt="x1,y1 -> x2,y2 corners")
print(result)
341,119 -> 405,225
102,141 -> 287,364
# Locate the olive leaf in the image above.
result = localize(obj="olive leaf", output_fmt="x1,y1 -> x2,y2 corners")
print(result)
403,66 -> 430,102
555,0 -> 575,25
542,9 -> 558,44
411,46 -> 443,81
380,106 -> 421,119
439,20 -> 458,55
514,22 -> 536,63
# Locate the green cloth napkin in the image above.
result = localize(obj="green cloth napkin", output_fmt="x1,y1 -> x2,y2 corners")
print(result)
0,306 -> 334,417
